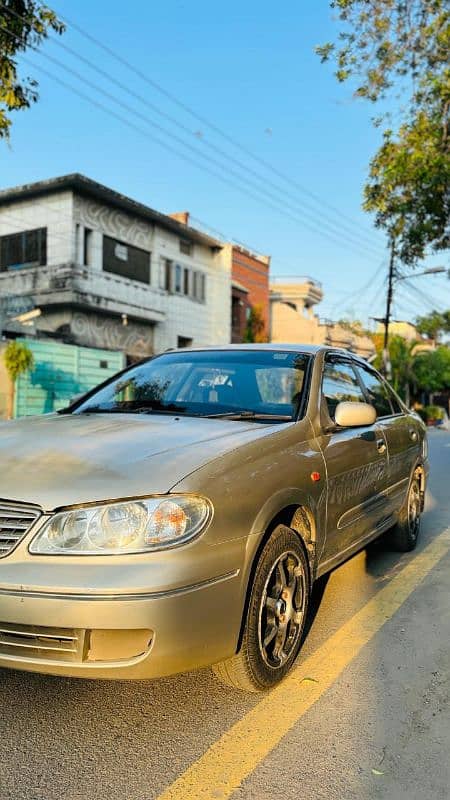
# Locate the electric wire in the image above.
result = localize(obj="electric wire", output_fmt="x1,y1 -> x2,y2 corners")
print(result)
51,5 -> 384,249
3,36 -> 384,264
0,16 -> 384,262
39,26 -> 383,255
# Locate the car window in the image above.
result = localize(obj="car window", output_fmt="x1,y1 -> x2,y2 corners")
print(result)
72,350 -> 310,422
355,364 -> 393,418
384,382 -> 404,414
322,360 -> 365,418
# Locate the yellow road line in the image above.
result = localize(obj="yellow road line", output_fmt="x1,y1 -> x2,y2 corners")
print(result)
156,528 -> 450,800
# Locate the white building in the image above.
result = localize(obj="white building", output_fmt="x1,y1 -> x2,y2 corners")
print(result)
0,174 -> 230,361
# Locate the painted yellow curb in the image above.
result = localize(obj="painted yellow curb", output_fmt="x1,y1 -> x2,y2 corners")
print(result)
156,529 -> 450,800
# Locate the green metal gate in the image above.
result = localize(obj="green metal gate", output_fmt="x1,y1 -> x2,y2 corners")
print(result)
14,339 -> 124,417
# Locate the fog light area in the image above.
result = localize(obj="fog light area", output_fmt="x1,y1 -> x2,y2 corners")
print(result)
85,629 -> 153,662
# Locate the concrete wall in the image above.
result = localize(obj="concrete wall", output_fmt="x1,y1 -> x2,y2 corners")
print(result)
271,300 -> 375,359
271,300 -> 325,345
0,191 -> 74,265
0,188 -> 231,357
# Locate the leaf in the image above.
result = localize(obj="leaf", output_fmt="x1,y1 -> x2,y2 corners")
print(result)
371,769 -> 384,776
301,677 -> 319,684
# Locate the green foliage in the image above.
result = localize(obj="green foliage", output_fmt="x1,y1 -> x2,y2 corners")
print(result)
424,404 -> 445,420
244,304 -> 267,343
337,318 -> 371,336
0,1 -> 65,140
372,332 -> 417,399
415,309 -> 450,341
415,404 -> 445,422
317,1 -> 449,106
4,339 -> 34,382
364,109 -> 450,263
413,346 -> 450,392
317,1 -> 450,264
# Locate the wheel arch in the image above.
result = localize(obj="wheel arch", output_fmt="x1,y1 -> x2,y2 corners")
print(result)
235,495 -> 317,653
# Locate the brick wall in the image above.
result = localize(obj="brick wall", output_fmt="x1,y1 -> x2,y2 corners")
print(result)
231,247 -> 270,340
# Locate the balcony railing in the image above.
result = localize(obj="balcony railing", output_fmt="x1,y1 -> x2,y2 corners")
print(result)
0,262 -> 166,322
270,275 -> 323,288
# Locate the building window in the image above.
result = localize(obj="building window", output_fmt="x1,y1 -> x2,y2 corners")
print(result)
192,271 -> 206,303
83,228 -> 93,266
0,227 -> 47,271
160,258 -> 172,291
179,239 -> 193,256
199,273 -> 206,302
183,267 -> 190,295
174,263 -> 182,293
103,235 -> 151,283
177,335 -> 193,348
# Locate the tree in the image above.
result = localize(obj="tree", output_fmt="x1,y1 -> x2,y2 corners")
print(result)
317,1 -> 450,264
4,339 -> 34,418
0,1 -> 64,140
415,309 -> 450,341
413,346 -> 450,395
244,304 -> 268,343
337,318 -> 371,337
372,332 -> 418,404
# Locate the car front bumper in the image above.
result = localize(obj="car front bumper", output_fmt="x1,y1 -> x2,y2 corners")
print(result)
0,568 -> 243,680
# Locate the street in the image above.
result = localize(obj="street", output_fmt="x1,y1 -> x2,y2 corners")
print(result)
0,431 -> 448,799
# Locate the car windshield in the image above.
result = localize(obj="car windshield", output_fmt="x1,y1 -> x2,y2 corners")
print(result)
71,349 -> 310,422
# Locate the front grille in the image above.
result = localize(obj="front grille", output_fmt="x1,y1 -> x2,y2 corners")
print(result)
0,503 -> 41,557
0,623 -> 83,663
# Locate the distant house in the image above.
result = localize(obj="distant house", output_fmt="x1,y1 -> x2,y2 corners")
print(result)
0,174 -> 231,362
270,277 -> 375,359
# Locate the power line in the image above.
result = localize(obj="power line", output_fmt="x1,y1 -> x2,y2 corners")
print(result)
327,260 -> 386,317
39,26 -> 382,256
0,12 -> 384,262
52,5 -> 383,249
6,44 -> 383,264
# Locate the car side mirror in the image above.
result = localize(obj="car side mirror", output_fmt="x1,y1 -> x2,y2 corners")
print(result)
334,401 -> 377,428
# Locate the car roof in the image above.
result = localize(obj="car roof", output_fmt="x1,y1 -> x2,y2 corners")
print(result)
163,343 -> 366,360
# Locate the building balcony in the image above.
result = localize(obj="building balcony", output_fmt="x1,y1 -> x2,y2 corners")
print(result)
270,276 -> 324,309
0,263 -> 166,325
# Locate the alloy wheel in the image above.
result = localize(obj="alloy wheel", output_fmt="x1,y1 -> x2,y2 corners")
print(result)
408,480 -> 421,542
258,550 -> 306,669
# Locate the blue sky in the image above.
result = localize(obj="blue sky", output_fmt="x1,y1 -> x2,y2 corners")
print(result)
2,0 -> 449,323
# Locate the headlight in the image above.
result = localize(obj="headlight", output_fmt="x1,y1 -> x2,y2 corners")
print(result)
29,495 -> 212,555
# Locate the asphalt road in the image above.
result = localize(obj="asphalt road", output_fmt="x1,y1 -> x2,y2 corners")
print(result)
1,430 -> 449,800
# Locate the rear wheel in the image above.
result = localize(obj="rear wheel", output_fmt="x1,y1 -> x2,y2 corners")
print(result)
390,477 -> 422,552
212,525 -> 310,692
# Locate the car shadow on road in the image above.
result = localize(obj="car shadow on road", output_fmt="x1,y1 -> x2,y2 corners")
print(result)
302,573 -> 330,642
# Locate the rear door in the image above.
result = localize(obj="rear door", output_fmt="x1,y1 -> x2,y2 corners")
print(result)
354,363 -> 421,515
320,356 -> 389,565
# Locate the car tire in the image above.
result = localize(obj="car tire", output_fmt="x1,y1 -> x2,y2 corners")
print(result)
389,477 -> 422,552
212,524 -> 310,693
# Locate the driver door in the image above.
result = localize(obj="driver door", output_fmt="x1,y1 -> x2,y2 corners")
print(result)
319,357 -> 389,566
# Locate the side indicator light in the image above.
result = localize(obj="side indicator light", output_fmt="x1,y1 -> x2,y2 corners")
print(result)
311,472 -> 321,482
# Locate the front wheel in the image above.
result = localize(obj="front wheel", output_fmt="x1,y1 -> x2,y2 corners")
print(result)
212,525 -> 310,692
390,477 -> 422,552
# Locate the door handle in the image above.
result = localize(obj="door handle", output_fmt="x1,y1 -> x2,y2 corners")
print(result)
376,438 -> 387,454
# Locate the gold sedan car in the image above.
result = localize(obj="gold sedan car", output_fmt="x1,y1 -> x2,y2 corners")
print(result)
0,345 -> 428,691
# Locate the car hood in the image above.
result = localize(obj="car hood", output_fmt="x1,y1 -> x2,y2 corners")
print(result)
0,413 -> 276,510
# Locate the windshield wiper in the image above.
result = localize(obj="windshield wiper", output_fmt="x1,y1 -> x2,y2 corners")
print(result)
206,410 -> 293,421
77,404 -> 187,416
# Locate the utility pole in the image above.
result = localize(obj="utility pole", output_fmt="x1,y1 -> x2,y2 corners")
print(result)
382,238 -> 395,378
